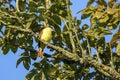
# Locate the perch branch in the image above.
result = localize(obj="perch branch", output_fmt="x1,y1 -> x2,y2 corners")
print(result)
6,25 -> 120,79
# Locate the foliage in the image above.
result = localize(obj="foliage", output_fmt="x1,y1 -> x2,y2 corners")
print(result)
0,0 -> 120,80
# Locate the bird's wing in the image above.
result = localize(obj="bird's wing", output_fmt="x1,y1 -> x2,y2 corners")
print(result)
38,28 -> 44,47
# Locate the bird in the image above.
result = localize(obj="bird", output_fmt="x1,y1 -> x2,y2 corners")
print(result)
38,26 -> 53,58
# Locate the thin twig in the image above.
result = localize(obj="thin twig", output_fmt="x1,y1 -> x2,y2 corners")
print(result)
66,0 -> 76,53
109,42 -> 115,68
96,50 -> 101,63
86,37 -> 91,55
73,26 -> 86,57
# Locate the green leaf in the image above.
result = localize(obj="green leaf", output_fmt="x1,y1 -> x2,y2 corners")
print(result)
63,34 -> 71,45
31,76 -> 35,80
41,72 -> 45,80
0,39 -> 3,46
16,57 -> 26,68
52,15 -> 61,25
114,2 -> 120,9
20,51 -> 29,56
30,51 -> 37,60
11,46 -> 18,53
98,46 -> 104,54
54,26 -> 61,35
107,8 -> 115,15
16,56 -> 31,70
16,0 -> 26,12
108,0 -> 116,8
38,6 -> 45,13
47,67 -> 57,76
23,59 -> 30,70
42,62 -> 57,77
99,14 -> 109,23
96,0 -> 107,7
1,44 -> 10,55
90,16 -> 96,28
82,24 -> 89,30
116,43 -> 120,55
102,30 -> 112,35
110,30 -> 120,44
34,74 -> 42,80
28,0 -> 37,12
25,69 -> 38,80
18,33 -> 24,38
108,22 -> 118,30
81,6 -> 94,19
26,16 -> 35,29
94,11 -> 104,19
33,62 -> 42,69
86,0 -> 95,7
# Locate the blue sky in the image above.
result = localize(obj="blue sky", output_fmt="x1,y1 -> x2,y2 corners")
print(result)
1,0 -> 118,80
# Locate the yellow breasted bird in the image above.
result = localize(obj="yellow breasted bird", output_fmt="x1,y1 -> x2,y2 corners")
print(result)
38,26 -> 53,57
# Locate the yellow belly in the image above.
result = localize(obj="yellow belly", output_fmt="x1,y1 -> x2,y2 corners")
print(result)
40,27 -> 52,42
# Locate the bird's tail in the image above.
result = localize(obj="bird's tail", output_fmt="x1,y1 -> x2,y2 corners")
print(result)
38,48 -> 43,58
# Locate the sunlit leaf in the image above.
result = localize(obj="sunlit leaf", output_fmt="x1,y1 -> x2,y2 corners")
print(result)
114,2 -> 120,9
108,0 -> 116,8
107,8 -> 115,15
116,43 -> 120,55
26,16 -> 35,29
99,14 -> 109,23
82,24 -> 89,30
18,33 -> 24,38
110,30 -> 120,44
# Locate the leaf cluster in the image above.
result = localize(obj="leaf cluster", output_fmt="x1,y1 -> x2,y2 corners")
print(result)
0,0 -> 120,80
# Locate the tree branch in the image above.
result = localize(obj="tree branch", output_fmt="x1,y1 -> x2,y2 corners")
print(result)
87,56 -> 120,79
6,26 -> 120,79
